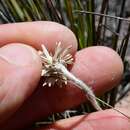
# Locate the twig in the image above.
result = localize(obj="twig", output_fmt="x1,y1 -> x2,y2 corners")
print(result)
101,24 -> 120,36
0,10 -> 10,23
96,0 -> 109,44
74,10 -> 130,23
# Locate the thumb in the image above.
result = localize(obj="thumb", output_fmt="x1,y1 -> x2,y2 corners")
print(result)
0,43 -> 42,123
39,109 -> 130,130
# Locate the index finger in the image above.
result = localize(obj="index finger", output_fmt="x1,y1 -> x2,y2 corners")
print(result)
0,21 -> 77,53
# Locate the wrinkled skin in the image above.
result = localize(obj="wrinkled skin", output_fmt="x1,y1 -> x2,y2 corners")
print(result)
0,21 -> 130,130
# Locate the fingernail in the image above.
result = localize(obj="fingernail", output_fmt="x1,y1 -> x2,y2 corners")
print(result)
0,44 -> 39,66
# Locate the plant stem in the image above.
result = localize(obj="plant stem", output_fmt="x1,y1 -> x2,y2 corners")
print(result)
55,63 -> 102,111
74,10 -> 130,23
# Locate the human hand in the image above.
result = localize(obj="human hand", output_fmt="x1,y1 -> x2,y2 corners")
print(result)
0,21 -> 130,130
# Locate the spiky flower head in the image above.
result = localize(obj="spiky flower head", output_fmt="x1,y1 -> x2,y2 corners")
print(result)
39,42 -> 73,87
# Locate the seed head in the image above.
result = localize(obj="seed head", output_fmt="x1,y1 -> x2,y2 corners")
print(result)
39,42 -> 73,87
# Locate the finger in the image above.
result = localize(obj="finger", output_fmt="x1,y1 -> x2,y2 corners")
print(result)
1,46 -> 123,130
0,43 -> 42,123
71,46 -> 123,95
0,21 -> 77,53
38,109 -> 130,130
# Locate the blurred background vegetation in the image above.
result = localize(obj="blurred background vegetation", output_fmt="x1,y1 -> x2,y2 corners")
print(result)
0,0 -> 130,127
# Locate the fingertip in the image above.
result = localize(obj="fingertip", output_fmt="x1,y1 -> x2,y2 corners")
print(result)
0,43 -> 41,66
37,21 -> 78,53
0,21 -> 78,54
71,46 -> 123,95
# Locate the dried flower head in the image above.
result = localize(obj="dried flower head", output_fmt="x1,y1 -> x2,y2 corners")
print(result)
39,42 -> 73,87
39,42 -> 102,110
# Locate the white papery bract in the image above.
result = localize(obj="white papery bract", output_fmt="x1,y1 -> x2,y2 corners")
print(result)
39,42 -> 73,87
